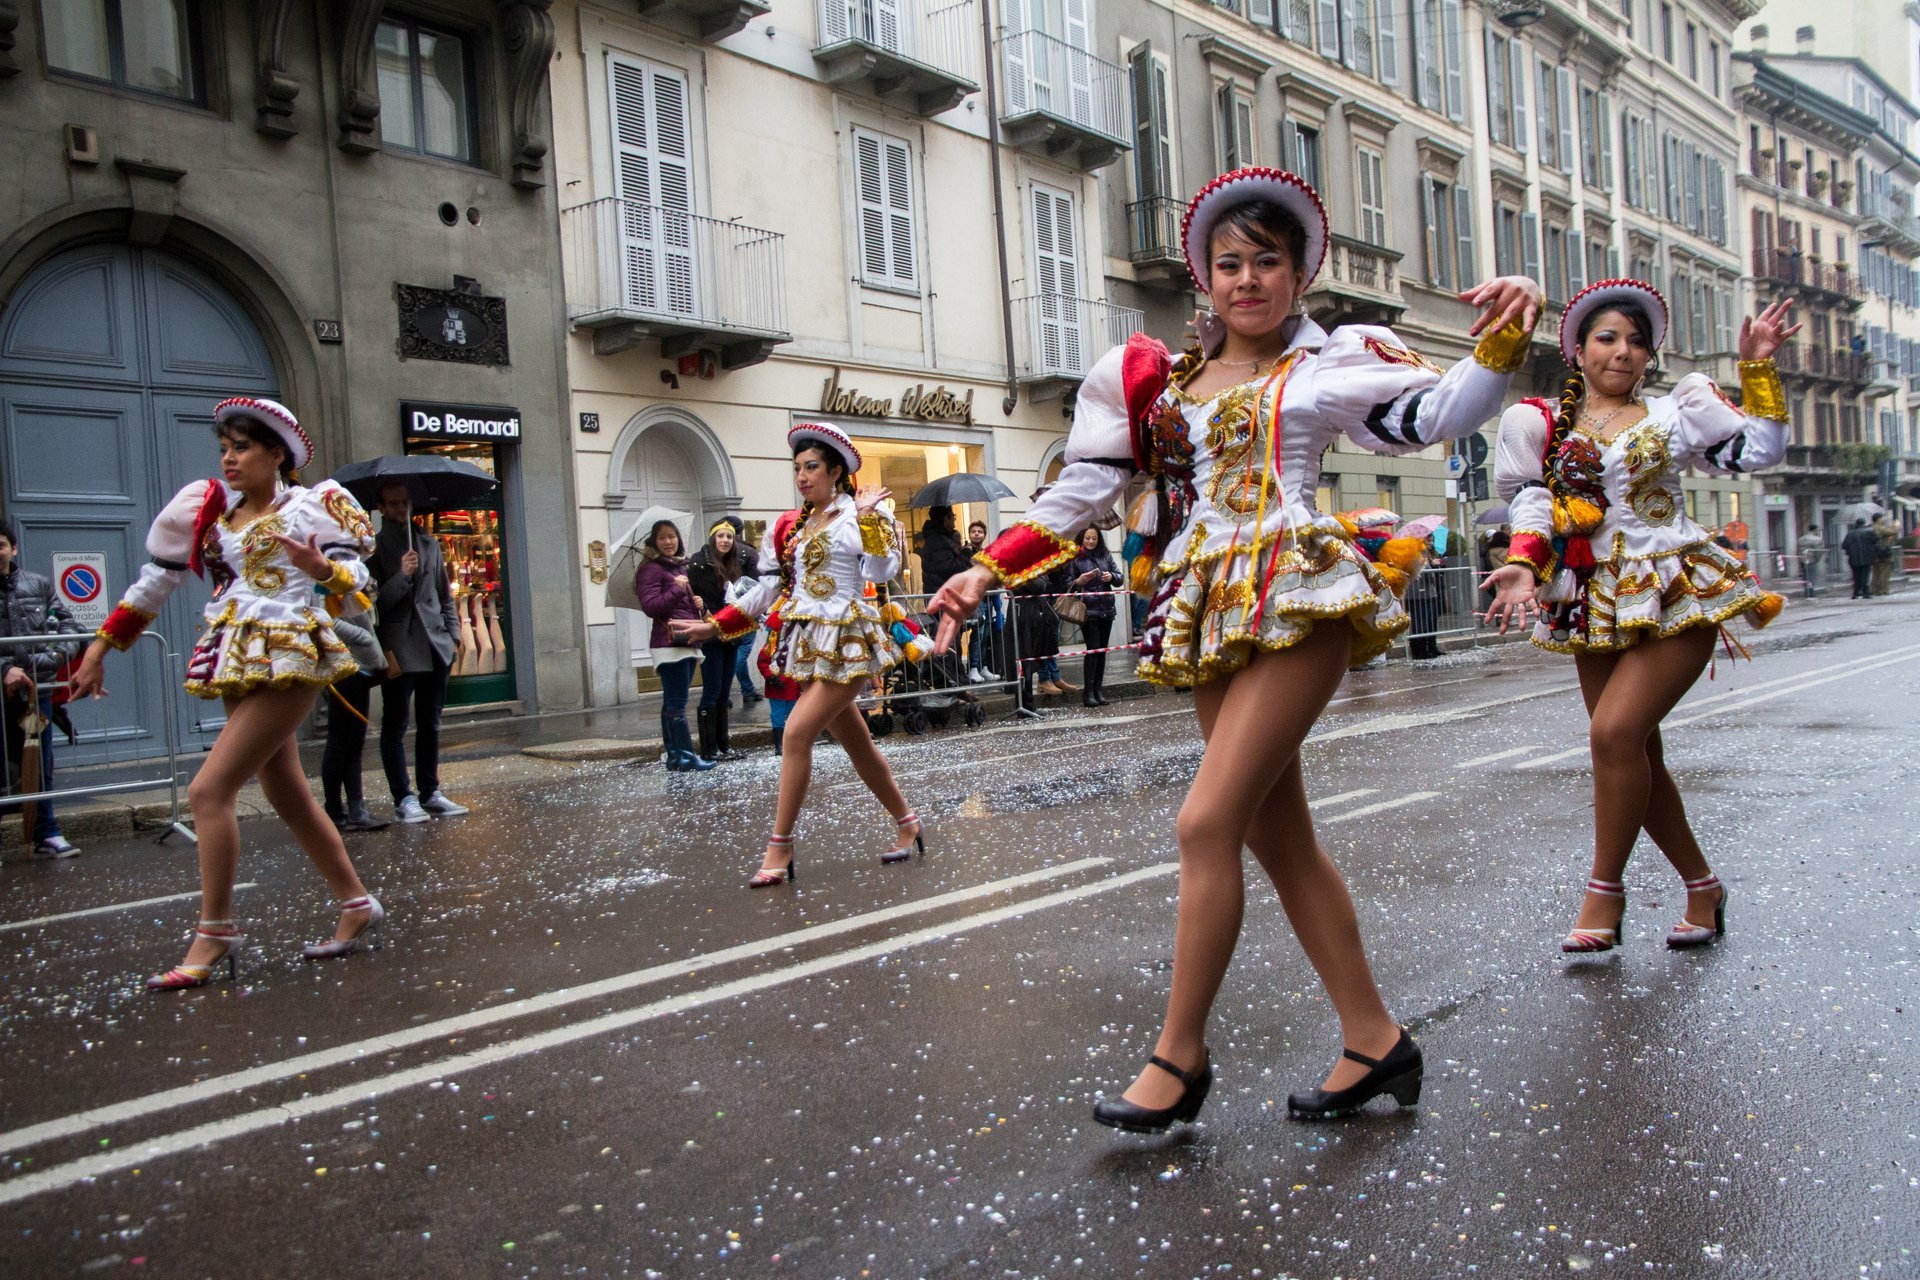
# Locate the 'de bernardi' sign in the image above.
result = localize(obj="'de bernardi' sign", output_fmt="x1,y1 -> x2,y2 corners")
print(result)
819,370 -> 975,426
401,401 -> 522,441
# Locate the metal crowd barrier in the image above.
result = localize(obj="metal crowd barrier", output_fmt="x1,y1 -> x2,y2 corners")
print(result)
854,588 -> 1020,733
1751,544 -> 1908,597
0,629 -> 195,847
1020,587 -> 1135,718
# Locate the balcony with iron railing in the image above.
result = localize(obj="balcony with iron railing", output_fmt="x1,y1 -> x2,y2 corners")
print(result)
1011,294 -> 1142,399
1751,249 -> 1865,305
1772,342 -> 1870,386
813,0 -> 978,116
1859,199 -> 1920,255
631,0 -> 769,40
1868,359 -> 1903,398
1783,442 -> 1891,478
1304,234 -> 1406,326
562,198 -> 790,368
997,29 -> 1129,171
1126,195 -> 1189,288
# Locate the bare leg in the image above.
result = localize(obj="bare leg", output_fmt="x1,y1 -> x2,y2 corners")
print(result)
824,700 -> 914,844
1569,627 -> 1717,933
1121,620 -> 1359,1110
760,679 -> 864,873
254,731 -> 372,941
173,687 -> 330,969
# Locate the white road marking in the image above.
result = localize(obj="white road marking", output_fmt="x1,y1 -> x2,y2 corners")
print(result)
0,858 -> 1112,1160
0,861 -> 1179,1208
829,735 -> 1131,790
1323,792 -> 1442,823
1308,788 -> 1377,810
1516,643 -> 1920,769
0,884 -> 259,934
1308,684 -> 1579,745
1457,745 -> 1540,769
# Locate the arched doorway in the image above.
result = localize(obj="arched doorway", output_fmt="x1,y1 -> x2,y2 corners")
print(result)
605,408 -> 738,697
0,244 -> 280,761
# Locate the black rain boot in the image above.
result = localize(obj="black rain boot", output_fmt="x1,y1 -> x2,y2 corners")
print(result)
672,718 -> 716,771
660,711 -> 684,771
771,725 -> 785,757
716,701 -> 742,761
697,706 -> 717,761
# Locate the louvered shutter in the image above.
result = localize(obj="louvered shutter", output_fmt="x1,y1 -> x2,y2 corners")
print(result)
1440,0 -> 1464,121
1129,45 -> 1169,200
873,0 -> 903,53
1376,0 -> 1398,85
1003,0 -> 1030,116
1317,0 -> 1341,57
608,53 -> 697,320
1555,66 -> 1575,175
883,135 -> 916,286
1453,185 -> 1475,287
1064,0 -> 1092,126
1250,0 -> 1276,25
1598,93 -> 1614,191
1510,38 -> 1528,154
1235,96 -> 1255,166
1521,210 -> 1539,282
855,127 -> 917,290
1485,28 -> 1508,144
1568,229 -> 1584,293
1032,184 -> 1084,375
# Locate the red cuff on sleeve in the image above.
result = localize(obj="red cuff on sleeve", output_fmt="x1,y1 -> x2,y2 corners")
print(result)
98,603 -> 155,651
711,604 -> 755,642
1505,532 -> 1554,579
975,520 -> 1079,588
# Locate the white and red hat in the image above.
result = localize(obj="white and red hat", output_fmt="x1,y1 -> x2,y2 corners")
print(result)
787,421 -> 863,473
1558,279 -> 1668,367
1181,167 -> 1330,293
213,396 -> 312,470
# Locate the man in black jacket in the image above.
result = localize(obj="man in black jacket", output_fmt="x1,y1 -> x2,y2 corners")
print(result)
1842,518 -> 1878,599
0,523 -> 82,857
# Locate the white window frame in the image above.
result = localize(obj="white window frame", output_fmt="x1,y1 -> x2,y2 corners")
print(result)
852,124 -> 920,293
1357,146 -> 1388,246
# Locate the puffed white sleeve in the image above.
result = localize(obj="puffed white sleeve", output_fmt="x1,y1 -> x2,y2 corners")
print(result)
1668,371 -> 1788,476
98,480 -> 216,649
711,530 -> 784,639
1493,403 -> 1556,580
305,480 -> 376,598
977,342 -> 1137,587
1318,319 -> 1531,457
857,512 -> 904,585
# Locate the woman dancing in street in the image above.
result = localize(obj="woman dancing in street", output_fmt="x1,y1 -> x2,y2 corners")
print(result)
669,423 -> 925,886
1481,281 -> 1795,954
69,397 -> 384,988
930,167 -> 1543,1128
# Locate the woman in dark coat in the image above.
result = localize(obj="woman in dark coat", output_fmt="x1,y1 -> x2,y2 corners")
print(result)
1067,527 -> 1122,706
1012,561 -> 1067,711
688,516 -> 749,760
633,520 -> 713,771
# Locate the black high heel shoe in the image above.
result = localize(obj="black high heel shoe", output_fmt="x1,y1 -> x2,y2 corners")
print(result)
1287,1030 -> 1422,1120
1092,1051 -> 1212,1134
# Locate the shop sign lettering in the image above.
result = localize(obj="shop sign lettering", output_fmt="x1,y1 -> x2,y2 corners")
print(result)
819,370 -> 974,426
402,400 -> 522,441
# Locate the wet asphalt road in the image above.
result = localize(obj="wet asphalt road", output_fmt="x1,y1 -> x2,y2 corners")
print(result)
3,598 -> 1917,1278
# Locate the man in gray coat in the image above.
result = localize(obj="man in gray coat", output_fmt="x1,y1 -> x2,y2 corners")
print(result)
0,522 -> 82,856
371,482 -> 468,823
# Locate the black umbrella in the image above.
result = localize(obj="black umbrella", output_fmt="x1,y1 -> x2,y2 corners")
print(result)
908,473 -> 1017,508
332,454 -> 499,514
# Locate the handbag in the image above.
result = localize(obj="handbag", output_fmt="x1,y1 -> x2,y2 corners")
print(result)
1054,592 -> 1087,626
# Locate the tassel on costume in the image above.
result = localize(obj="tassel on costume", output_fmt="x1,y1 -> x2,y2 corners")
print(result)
1552,495 -> 1603,535
1749,591 -> 1785,627
1560,536 -> 1596,572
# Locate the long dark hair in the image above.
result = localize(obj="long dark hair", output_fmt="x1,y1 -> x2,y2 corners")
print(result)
705,522 -> 745,583
214,416 -> 296,481
1546,302 -> 1657,494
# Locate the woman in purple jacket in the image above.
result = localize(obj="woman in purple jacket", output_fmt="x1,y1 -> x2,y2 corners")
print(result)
633,520 -> 715,772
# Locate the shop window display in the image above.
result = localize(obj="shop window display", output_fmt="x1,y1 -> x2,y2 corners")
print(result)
403,439 -> 513,705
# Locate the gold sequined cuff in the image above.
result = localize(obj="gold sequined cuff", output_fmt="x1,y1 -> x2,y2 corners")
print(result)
1472,317 -> 1533,375
857,514 -> 895,556
1738,359 -> 1787,422
319,561 -> 357,597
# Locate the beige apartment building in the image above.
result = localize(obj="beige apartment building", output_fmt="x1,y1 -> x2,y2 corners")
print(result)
547,0 -> 1143,704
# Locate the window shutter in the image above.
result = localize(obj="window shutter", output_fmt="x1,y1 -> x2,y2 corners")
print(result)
1421,177 -> 1441,285
1511,38 -> 1528,154
1568,229 -> 1584,293
883,135 -> 916,286
1376,0 -> 1398,85
1440,0 -> 1464,121
1063,0 -> 1093,123
872,0 -> 903,53
1521,210 -> 1540,282
1318,0 -> 1342,58
1235,95 -> 1256,167
1250,0 -> 1276,25
1536,60 -> 1553,161
1453,184 -> 1475,287
1217,83 -> 1236,170
1128,45 -> 1170,199
1607,245 -> 1619,277
1555,65 -> 1575,175
1485,29 -> 1508,144
1031,185 -> 1084,374
1598,93 -> 1615,191
607,53 -> 697,318
1413,0 -> 1435,107
1003,0 -> 1030,116
1281,119 -> 1301,174
1347,0 -> 1374,77
855,127 -> 916,290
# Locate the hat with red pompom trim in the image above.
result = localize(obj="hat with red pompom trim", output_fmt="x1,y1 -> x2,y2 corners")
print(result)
1558,279 -> 1668,368
787,421 -> 863,473
1181,167 -> 1330,293
213,396 -> 312,470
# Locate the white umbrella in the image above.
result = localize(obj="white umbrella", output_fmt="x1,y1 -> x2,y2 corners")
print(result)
605,505 -> 693,612
1837,501 -> 1885,525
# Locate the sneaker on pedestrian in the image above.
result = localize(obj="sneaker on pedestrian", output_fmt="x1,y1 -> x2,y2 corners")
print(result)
32,835 -> 79,859
342,803 -> 390,832
421,790 -> 469,817
968,669 -> 988,684
393,794 -> 430,824
979,667 -> 1000,680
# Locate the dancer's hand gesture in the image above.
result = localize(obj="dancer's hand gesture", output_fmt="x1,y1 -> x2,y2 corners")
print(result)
929,565 -> 995,655
1478,563 -> 1540,635
853,485 -> 892,518
67,641 -> 109,699
669,617 -> 717,645
1459,276 -> 1544,337
1739,299 -> 1801,362
270,531 -> 333,581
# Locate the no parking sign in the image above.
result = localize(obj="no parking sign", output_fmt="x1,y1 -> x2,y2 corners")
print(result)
51,553 -> 108,629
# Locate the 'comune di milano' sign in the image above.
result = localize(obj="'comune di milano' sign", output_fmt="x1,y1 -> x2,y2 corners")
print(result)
402,402 -> 522,442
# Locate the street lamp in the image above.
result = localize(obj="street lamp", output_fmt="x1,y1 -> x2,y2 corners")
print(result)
1495,0 -> 1547,29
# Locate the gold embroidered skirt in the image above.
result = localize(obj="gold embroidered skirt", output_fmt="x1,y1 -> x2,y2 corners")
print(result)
183,605 -> 359,699
1136,527 -> 1407,687
770,611 -> 902,686
1535,537 -> 1779,654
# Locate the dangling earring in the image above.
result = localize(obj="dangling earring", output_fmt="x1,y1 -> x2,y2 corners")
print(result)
1194,307 -> 1227,357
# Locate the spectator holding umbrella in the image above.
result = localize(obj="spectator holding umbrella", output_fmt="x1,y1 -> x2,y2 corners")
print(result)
1842,518 -> 1877,599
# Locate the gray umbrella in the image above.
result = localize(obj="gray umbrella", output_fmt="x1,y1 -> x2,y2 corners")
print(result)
1474,504 -> 1510,526
908,473 -> 1017,507
332,455 -> 498,514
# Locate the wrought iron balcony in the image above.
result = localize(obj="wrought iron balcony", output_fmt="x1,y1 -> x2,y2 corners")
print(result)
997,29 -> 1129,171
1305,234 -> 1406,326
1860,205 -> 1920,256
1868,360 -> 1902,398
563,198 -> 790,368
1751,250 -> 1865,305
1126,196 -> 1190,288
630,0 -> 769,40
813,0 -> 979,116
1011,294 -> 1142,400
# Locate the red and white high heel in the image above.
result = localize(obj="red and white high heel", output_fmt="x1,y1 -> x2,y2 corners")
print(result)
145,920 -> 248,990
880,812 -> 925,864
1561,878 -> 1625,953
302,895 -> 385,960
750,834 -> 796,888
1666,873 -> 1727,949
